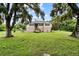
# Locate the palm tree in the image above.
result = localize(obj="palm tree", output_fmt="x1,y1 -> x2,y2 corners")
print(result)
68,3 -> 79,38
50,3 -> 79,38
0,3 -> 45,37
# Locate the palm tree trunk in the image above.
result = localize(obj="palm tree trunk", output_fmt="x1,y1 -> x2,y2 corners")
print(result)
71,16 -> 79,38
6,28 -> 13,37
5,19 -> 13,37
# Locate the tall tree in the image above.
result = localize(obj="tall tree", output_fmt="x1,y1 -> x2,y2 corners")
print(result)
0,3 -> 45,37
50,3 -> 79,38
68,3 -> 79,38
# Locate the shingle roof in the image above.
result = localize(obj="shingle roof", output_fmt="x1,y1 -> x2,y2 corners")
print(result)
30,21 -> 51,24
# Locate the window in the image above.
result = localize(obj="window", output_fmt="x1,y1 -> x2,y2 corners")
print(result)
30,24 -> 34,26
45,23 -> 50,26
39,23 -> 43,26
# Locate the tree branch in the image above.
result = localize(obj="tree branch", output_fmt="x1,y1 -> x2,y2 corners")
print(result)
68,3 -> 79,15
10,12 -> 16,31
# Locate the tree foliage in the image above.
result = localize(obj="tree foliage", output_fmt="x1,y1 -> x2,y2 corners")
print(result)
51,16 -> 76,31
0,3 -> 45,37
50,3 -> 79,38
50,3 -> 73,21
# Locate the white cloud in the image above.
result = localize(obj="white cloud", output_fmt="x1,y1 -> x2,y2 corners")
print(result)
26,3 -> 45,21
45,14 -> 48,17
27,8 -> 35,14
29,10 -> 34,14
44,14 -> 51,21
40,3 -> 43,7
39,3 -> 44,11
28,3 -> 44,14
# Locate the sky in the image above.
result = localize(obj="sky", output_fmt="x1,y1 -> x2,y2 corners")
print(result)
41,3 -> 53,21
29,3 -> 53,21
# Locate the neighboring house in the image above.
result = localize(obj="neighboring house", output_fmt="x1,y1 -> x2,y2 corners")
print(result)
26,21 -> 52,32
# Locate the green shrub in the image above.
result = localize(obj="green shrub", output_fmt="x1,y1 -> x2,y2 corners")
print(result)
52,19 -> 76,32
0,24 -> 6,31
14,23 -> 26,32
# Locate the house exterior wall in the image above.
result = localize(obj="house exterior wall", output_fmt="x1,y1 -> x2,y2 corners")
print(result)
43,25 -> 52,32
26,25 -> 35,32
26,23 -> 52,32
44,23 -> 52,32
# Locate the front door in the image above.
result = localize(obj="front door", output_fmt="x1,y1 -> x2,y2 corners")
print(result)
35,23 -> 38,30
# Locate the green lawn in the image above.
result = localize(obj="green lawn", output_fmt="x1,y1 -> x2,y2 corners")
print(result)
0,31 -> 79,56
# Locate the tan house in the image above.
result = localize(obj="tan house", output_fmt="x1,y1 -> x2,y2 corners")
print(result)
26,21 -> 52,32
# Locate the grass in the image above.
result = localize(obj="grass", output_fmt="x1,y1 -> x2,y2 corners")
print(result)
0,31 -> 79,56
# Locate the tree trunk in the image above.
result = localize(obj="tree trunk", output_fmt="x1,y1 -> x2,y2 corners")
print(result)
5,3 -> 17,37
71,16 -> 79,38
6,28 -> 13,37
5,19 -> 13,37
